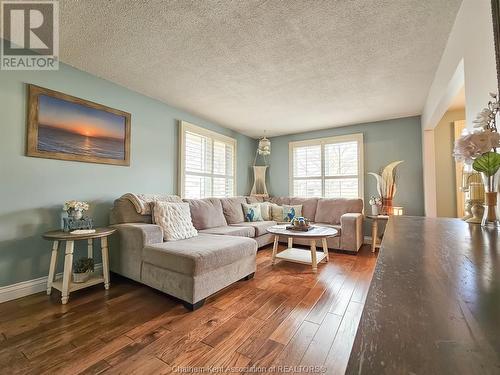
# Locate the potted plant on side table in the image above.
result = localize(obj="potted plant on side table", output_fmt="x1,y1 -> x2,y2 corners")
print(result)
73,258 -> 94,283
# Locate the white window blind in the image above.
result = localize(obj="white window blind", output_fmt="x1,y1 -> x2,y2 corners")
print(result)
290,134 -> 363,199
179,121 -> 236,199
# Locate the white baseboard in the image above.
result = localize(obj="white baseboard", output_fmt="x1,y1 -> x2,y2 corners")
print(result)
0,263 -> 103,304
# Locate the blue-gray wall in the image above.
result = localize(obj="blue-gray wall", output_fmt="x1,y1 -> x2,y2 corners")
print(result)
0,64 -> 256,287
264,116 -> 425,217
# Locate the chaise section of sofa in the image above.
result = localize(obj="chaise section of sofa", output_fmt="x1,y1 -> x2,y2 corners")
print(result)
142,234 -> 256,306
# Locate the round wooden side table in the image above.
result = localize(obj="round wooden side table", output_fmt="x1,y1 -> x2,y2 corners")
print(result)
42,227 -> 116,304
366,215 -> 389,253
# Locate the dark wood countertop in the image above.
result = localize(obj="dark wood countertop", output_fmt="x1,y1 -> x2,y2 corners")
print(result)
346,216 -> 500,375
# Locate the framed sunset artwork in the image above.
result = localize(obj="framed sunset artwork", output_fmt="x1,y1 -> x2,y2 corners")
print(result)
26,84 -> 131,166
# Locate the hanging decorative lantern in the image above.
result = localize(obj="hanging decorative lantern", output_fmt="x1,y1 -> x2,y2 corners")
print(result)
251,133 -> 271,198
257,137 -> 271,155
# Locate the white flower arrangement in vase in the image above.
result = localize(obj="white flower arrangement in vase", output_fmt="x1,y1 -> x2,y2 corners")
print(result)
369,196 -> 382,215
64,200 -> 90,220
453,92 -> 500,228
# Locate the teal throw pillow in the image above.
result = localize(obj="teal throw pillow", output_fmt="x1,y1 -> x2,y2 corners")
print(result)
242,203 -> 263,222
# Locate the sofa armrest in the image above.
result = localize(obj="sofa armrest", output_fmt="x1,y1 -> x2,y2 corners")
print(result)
340,213 -> 363,252
109,223 -> 163,281
111,223 -> 163,245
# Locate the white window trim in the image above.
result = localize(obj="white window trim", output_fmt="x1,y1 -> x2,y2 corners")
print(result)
288,133 -> 364,199
178,120 -> 237,198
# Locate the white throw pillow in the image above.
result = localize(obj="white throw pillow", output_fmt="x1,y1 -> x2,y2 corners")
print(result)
257,202 -> 272,221
153,202 -> 198,241
242,203 -> 263,222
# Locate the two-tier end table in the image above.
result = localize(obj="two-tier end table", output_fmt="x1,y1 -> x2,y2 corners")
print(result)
267,225 -> 339,273
42,227 -> 116,304
366,215 -> 389,253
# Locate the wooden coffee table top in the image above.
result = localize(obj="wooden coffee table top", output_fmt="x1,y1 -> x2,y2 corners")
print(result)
42,227 -> 116,241
267,224 -> 338,239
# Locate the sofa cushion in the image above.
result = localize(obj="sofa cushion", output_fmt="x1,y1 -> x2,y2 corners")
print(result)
199,225 -> 255,237
219,197 -> 246,224
143,234 -> 256,276
290,198 -> 318,221
231,221 -> 277,236
267,196 -> 291,205
314,198 -> 363,225
246,196 -> 265,204
184,198 -> 227,230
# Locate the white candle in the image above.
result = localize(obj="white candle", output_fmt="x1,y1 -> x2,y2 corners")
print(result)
393,207 -> 403,216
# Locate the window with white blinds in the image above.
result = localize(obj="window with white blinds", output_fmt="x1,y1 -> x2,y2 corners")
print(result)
179,121 -> 236,199
289,134 -> 363,199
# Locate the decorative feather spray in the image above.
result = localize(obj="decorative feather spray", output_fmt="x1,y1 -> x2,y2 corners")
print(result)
368,161 -> 404,214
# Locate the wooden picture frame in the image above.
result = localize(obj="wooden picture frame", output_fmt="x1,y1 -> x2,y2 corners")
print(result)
27,84 -> 131,166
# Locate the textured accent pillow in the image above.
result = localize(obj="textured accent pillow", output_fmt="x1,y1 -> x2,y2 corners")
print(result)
242,203 -> 263,222
258,202 -> 272,221
282,205 -> 303,222
271,204 -> 284,222
153,202 -> 198,241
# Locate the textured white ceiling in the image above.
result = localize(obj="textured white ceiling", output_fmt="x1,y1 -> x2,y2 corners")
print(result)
59,0 -> 462,138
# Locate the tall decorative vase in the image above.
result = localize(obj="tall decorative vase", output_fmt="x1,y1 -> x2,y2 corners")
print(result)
382,198 -> 393,215
251,166 -> 269,197
480,170 -> 500,228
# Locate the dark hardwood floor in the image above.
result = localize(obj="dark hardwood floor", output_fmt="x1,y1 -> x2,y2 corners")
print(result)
0,244 -> 377,375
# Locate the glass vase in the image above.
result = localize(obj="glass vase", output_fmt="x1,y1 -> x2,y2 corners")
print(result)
481,170 -> 500,228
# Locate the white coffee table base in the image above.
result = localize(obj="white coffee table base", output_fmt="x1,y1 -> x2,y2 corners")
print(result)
271,235 -> 329,273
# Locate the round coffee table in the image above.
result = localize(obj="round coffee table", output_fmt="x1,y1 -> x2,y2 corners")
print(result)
267,225 -> 339,273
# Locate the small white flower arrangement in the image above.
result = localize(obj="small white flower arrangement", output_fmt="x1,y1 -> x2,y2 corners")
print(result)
369,196 -> 382,216
64,200 -> 89,220
369,196 -> 382,206
454,93 -> 500,165
64,200 -> 89,212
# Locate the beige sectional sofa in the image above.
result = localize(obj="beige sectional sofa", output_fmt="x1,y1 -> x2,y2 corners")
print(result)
109,195 -> 363,310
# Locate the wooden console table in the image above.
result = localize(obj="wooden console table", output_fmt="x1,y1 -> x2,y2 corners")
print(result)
43,227 -> 116,304
346,216 -> 500,374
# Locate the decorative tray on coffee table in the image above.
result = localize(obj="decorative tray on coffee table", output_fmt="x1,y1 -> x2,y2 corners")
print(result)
286,225 -> 314,232
285,225 -> 313,232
